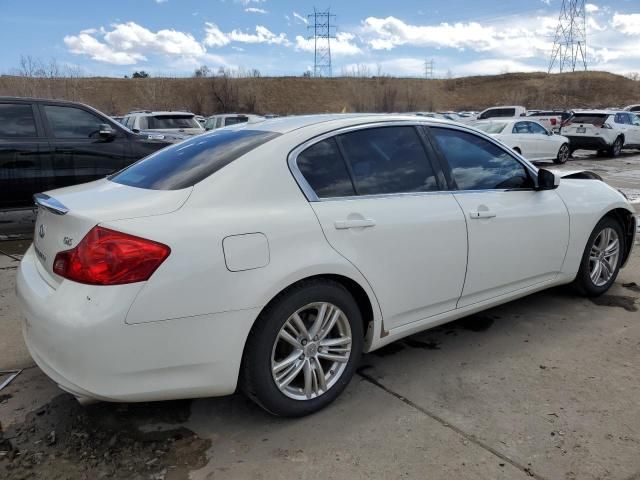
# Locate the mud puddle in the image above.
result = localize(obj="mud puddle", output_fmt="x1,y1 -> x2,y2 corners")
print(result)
0,394 -> 210,480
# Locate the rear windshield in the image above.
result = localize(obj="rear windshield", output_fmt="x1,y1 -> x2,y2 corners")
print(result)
225,116 -> 249,126
110,129 -> 280,190
569,114 -> 608,125
147,115 -> 200,129
473,122 -> 507,134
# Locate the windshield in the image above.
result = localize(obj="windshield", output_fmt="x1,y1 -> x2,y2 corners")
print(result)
110,129 -> 280,190
147,115 -> 201,130
225,116 -> 249,126
472,122 -> 507,134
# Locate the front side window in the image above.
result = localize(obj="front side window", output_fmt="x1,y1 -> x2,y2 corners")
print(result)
297,138 -> 355,198
337,126 -> 438,195
0,104 -> 37,138
430,127 -> 533,190
111,129 -> 280,190
44,105 -> 104,138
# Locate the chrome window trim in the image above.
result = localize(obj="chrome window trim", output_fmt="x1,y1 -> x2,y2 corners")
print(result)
287,119 -> 539,202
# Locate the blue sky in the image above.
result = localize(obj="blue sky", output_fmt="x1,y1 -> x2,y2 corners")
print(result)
1,0 -> 639,77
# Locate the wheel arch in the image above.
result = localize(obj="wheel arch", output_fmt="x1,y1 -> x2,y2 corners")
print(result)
603,207 -> 636,267
245,273 -> 379,358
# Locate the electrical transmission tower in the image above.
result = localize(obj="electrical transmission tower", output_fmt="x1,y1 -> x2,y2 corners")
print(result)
307,8 -> 336,77
424,59 -> 434,79
548,0 -> 587,73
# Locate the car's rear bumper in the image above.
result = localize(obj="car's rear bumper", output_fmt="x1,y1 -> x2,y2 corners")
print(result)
17,245 -> 259,403
565,136 -> 610,150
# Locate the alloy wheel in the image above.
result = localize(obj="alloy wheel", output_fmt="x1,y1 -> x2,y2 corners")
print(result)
588,227 -> 620,287
271,302 -> 352,401
557,144 -> 570,163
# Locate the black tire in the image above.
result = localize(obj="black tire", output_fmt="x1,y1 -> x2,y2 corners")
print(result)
554,143 -> 570,164
574,216 -> 625,297
608,136 -> 623,157
240,279 -> 363,417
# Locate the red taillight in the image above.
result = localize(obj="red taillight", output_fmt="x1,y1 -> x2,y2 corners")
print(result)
550,118 -> 557,126
53,226 -> 170,285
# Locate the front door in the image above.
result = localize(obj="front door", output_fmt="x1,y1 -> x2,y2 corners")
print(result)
428,126 -> 569,307
40,104 -> 128,190
293,125 -> 468,330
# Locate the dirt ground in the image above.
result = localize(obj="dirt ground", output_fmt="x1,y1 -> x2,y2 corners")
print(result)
1,150 -> 639,480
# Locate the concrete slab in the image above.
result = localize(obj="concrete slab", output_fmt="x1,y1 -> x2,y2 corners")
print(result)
360,252 -> 640,480
0,253 -> 32,370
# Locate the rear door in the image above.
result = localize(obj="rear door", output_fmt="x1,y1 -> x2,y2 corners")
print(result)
0,102 -> 53,209
41,104 -> 128,190
294,124 -> 468,330
511,121 -> 539,158
624,113 -> 640,145
528,121 -> 556,159
427,126 -> 569,307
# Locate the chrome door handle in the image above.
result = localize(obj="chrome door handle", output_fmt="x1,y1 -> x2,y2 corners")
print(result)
334,219 -> 376,229
469,211 -> 496,219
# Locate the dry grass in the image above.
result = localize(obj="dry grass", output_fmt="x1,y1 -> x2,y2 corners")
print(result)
1,71 -> 638,116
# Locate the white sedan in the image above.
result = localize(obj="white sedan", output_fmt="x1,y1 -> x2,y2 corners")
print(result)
472,119 -> 571,164
17,115 -> 636,417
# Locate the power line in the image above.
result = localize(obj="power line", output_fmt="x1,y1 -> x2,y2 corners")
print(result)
307,8 -> 336,78
548,0 -> 588,73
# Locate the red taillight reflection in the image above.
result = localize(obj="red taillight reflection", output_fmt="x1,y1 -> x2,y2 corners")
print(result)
53,226 -> 170,285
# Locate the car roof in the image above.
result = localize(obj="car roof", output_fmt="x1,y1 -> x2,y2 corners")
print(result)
225,113 -> 455,134
572,109 -> 618,115
130,111 -> 195,116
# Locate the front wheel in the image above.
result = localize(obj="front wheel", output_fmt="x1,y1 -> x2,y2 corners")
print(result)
574,217 -> 624,297
241,280 -> 363,417
554,143 -> 570,164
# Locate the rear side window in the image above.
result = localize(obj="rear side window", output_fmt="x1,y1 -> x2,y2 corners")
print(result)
44,105 -> 104,138
111,129 -> 280,190
337,126 -> 438,195
225,116 -> 248,126
0,104 -> 37,138
297,138 -> 355,198
147,115 -> 200,129
430,128 -> 533,190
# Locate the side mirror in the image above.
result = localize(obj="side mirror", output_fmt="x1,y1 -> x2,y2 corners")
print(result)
537,168 -> 560,190
99,124 -> 115,137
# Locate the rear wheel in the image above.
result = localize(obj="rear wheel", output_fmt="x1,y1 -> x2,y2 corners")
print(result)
554,143 -> 570,164
574,217 -> 624,297
608,136 -> 623,157
241,280 -> 363,417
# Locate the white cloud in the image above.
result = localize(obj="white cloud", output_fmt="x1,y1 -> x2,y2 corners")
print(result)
229,25 -> 289,45
205,22 -> 289,47
204,23 -> 230,47
155,0 -> 168,3
293,12 -> 308,25
295,32 -> 361,56
585,3 -> 600,13
65,21 -> 210,65
245,7 -> 267,14
360,16 -> 556,59
611,13 -> 640,35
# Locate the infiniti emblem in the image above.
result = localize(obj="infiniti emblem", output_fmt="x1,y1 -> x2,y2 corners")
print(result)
38,224 -> 46,239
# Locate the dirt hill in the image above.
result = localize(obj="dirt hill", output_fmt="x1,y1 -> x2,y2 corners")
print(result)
1,71 -> 638,116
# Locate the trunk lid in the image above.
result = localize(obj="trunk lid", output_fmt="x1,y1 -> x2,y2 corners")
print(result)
32,179 -> 191,286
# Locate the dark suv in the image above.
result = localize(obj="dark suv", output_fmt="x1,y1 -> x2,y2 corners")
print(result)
0,97 -> 178,212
